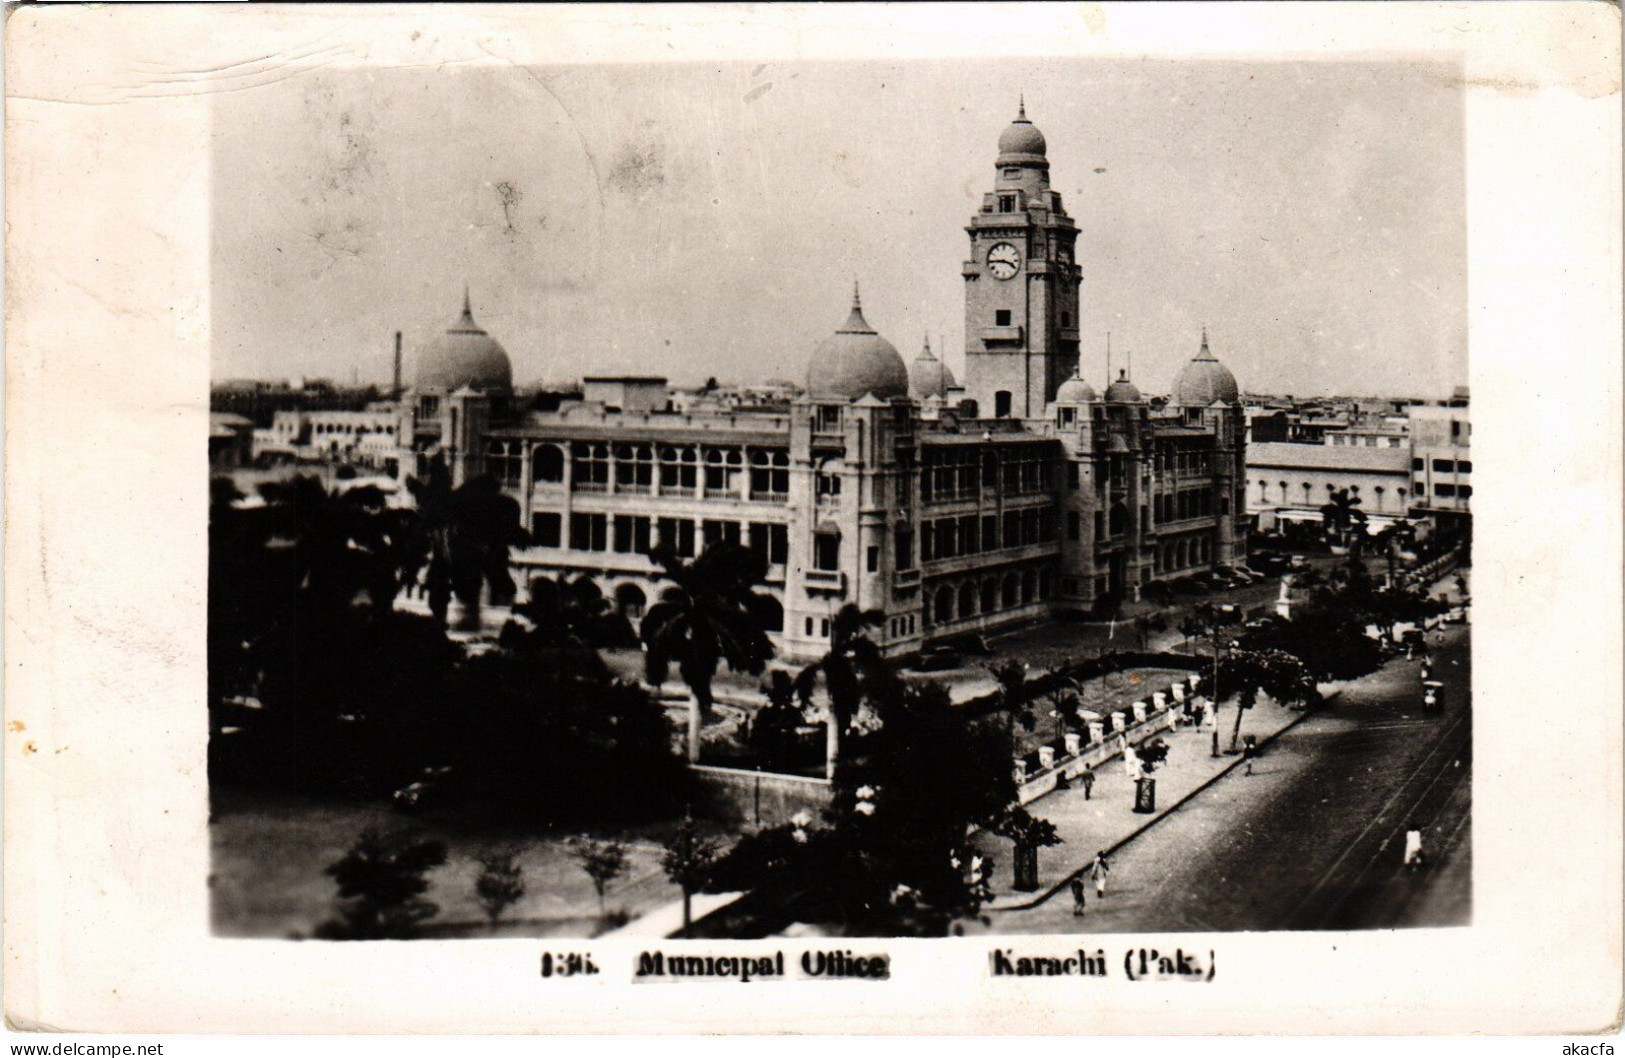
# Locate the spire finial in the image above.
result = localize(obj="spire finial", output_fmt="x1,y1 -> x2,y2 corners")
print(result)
852,278 -> 861,309
1018,94 -> 1026,119
462,284 -> 472,318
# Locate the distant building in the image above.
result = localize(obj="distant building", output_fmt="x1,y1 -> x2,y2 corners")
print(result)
209,413 -> 255,470
1246,442 -> 1413,531
1406,403 -> 1472,519
384,105 -> 1250,661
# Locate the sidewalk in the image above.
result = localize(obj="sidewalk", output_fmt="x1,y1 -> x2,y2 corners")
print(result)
973,688 -> 1318,911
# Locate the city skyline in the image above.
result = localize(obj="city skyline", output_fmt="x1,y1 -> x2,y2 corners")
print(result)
213,58 -> 1467,400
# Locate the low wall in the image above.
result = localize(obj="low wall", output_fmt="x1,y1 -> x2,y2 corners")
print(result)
689,764 -> 833,827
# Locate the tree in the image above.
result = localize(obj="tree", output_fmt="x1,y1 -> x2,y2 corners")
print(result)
474,849 -> 527,930
570,838 -> 629,921
992,805 -> 1062,892
255,475 -> 405,614
398,455 -> 529,629
793,603 -> 893,778
640,542 -> 778,762
1213,649 -> 1318,751
1320,488 -> 1367,549
660,816 -> 722,937
315,829 -> 448,940
986,660 -> 1036,732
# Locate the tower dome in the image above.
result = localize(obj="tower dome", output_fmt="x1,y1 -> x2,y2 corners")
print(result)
908,335 -> 958,400
997,98 -> 1048,164
1055,367 -> 1098,404
1172,328 -> 1240,405
413,289 -> 513,392
806,285 -> 909,401
1103,369 -> 1143,404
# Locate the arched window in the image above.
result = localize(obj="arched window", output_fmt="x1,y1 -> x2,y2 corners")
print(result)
615,583 -> 648,620
1109,502 -> 1128,536
935,586 -> 955,624
959,582 -> 977,617
754,593 -> 784,633
1021,569 -> 1037,604
981,578 -> 998,613
1002,573 -> 1019,608
1374,486 -> 1386,511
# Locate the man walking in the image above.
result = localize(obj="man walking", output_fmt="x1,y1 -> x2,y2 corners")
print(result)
1079,763 -> 1095,800
1090,850 -> 1111,899
1242,734 -> 1258,776
1070,876 -> 1087,917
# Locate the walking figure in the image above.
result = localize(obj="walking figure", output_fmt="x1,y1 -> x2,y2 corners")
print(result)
1080,763 -> 1095,800
1404,825 -> 1426,871
1070,877 -> 1087,917
1242,735 -> 1258,775
1090,850 -> 1111,899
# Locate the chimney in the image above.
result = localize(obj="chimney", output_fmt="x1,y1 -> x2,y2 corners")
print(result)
392,331 -> 403,395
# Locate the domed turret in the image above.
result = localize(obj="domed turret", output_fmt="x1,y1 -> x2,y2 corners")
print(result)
414,289 -> 513,392
806,285 -> 909,401
997,97 -> 1048,164
1172,328 -> 1240,405
908,335 -> 958,400
1055,366 -> 1098,404
1103,369 -> 1143,404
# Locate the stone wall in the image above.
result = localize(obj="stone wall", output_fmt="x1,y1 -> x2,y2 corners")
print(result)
689,764 -> 833,827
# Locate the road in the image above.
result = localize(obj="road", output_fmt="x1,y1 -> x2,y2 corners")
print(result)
978,622 -> 1471,933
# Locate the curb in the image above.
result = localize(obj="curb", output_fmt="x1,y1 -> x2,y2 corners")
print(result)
990,690 -> 1339,912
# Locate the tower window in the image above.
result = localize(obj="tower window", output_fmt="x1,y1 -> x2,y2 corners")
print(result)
995,310 -> 1012,327
998,194 -> 1016,212
1061,312 -> 1071,327
1003,167 -> 1021,179
994,391 -> 1013,418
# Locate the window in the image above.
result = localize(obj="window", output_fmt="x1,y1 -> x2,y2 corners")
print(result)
573,443 -> 611,491
994,391 -> 1013,418
749,449 -> 790,500
1003,167 -> 1021,179
1068,463 -> 1080,489
532,444 -> 564,482
658,445 -> 698,495
998,194 -> 1016,212
982,515 -> 999,550
569,512 -> 608,552
814,405 -> 841,432
417,395 -> 440,419
487,441 -> 522,487
1435,484 -> 1456,498
657,517 -> 695,558
866,546 -> 879,573
1458,460 -> 1473,474
1432,458 -> 1455,473
615,443 -> 654,493
1068,511 -> 1081,541
995,309 -> 1013,327
702,520 -> 740,548
614,515 -> 652,554
531,512 -> 561,548
1458,485 -> 1472,499
1061,311 -> 1071,327
959,515 -> 979,554
704,447 -> 743,493
749,522 -> 789,566
1412,457 -> 1424,470
920,522 -> 935,561
816,460 -> 843,498
895,527 -> 914,570
813,530 -> 841,572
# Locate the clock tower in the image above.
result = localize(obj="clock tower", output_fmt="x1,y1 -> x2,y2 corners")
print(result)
962,101 -> 1082,419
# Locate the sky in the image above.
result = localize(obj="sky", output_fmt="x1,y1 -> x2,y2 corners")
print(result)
212,57 -> 1467,399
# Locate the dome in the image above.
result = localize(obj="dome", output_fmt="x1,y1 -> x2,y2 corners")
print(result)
1172,329 -> 1240,405
1055,368 -> 1098,404
908,336 -> 958,399
413,290 -> 514,392
1103,369 -> 1143,403
806,286 -> 909,401
997,99 -> 1048,162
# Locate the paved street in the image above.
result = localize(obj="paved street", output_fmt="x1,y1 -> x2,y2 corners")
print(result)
969,617 -> 1470,933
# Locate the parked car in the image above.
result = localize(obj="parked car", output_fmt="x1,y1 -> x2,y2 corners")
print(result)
913,646 -> 963,672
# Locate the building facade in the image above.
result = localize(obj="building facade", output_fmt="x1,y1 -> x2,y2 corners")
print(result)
389,106 -> 1249,662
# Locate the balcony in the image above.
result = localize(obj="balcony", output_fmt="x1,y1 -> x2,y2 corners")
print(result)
893,568 -> 921,589
980,325 -> 1024,344
803,568 -> 846,596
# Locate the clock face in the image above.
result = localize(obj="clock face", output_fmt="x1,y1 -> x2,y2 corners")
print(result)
987,242 -> 1021,280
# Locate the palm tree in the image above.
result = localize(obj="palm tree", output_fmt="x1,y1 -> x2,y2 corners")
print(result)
398,455 -> 529,629
1320,488 -> 1367,550
255,474 -> 402,613
792,603 -> 890,779
640,542 -> 778,763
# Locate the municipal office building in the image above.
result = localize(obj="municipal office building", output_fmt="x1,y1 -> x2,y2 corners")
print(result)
387,105 -> 1248,663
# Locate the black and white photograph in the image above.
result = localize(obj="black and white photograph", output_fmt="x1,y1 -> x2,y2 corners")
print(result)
6,1 -> 1620,1041
206,52 -> 1472,941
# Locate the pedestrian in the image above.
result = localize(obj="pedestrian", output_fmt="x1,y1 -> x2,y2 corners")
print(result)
1090,850 -> 1111,898
1080,763 -> 1095,800
1404,826 -> 1425,870
1070,877 -> 1087,917
1242,735 -> 1258,775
